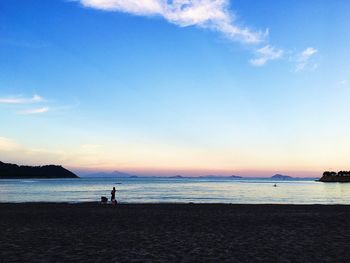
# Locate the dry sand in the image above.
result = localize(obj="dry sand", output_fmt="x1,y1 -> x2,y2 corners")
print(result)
1,203 -> 350,262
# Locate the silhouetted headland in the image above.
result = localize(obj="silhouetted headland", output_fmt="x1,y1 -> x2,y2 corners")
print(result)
0,161 -> 78,179
318,171 -> 350,182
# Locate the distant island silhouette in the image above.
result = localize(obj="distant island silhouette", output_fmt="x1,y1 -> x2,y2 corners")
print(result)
79,172 -> 316,180
0,161 -> 78,179
271,174 -> 292,180
168,175 -> 243,179
82,170 -> 134,178
200,175 -> 243,179
319,171 -> 350,182
81,172 -> 244,179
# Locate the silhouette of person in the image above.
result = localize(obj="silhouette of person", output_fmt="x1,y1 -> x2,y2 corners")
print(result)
111,187 -> 116,202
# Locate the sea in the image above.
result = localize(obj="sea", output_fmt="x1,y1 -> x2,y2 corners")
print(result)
1,177 -> 350,204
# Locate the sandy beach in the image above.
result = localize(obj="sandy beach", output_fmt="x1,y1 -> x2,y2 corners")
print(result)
1,203 -> 350,262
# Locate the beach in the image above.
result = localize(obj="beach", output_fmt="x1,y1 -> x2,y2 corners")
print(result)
1,203 -> 350,262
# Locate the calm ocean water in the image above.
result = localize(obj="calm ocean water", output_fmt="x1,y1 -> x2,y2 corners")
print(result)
1,177 -> 350,204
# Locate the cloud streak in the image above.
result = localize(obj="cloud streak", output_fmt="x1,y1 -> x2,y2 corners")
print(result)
79,0 -> 266,44
0,94 -> 51,115
250,45 -> 283,66
0,93 -> 78,115
295,47 -> 318,72
17,107 -> 50,115
0,94 -> 43,104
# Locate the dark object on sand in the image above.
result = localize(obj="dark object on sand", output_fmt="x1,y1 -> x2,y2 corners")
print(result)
101,196 -> 108,204
0,161 -> 78,179
319,171 -> 350,182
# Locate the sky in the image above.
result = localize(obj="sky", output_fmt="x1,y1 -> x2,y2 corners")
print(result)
0,0 -> 349,177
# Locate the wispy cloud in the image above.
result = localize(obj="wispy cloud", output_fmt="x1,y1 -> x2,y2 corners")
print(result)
17,107 -> 50,115
0,93 -> 79,115
78,1 -> 319,68
295,47 -> 318,72
0,94 -> 43,104
250,45 -> 283,66
79,0 -> 266,44
0,94 -> 50,115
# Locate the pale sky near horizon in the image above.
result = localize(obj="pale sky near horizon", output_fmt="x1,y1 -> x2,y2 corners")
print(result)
0,0 -> 349,177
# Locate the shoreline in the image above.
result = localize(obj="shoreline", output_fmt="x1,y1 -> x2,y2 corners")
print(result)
1,201 -> 350,206
0,201 -> 350,209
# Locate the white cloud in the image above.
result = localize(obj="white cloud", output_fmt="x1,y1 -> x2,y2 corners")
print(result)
0,94 -> 43,104
17,107 -> 49,115
295,47 -> 318,72
79,0 -> 266,44
249,45 -> 283,66
302,47 -> 317,57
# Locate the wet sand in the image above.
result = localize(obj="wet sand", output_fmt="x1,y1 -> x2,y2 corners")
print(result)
1,203 -> 350,262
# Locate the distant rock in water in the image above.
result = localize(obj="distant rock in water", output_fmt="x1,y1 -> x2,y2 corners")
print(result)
271,174 -> 292,180
0,161 -> 78,179
319,171 -> 350,182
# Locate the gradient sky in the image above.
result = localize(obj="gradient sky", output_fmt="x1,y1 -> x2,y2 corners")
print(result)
0,0 -> 349,176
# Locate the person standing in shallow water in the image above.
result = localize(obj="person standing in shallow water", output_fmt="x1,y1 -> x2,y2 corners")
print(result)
111,187 -> 116,203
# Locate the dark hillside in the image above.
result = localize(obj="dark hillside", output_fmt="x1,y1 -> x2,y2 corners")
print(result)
0,161 -> 78,179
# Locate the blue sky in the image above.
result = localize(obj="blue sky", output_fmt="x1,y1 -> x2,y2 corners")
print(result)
0,0 -> 349,176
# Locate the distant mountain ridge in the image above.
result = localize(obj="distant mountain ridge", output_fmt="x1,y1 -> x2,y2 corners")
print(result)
81,172 -> 244,179
79,171 -> 316,180
0,161 -> 78,179
168,175 -> 243,179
